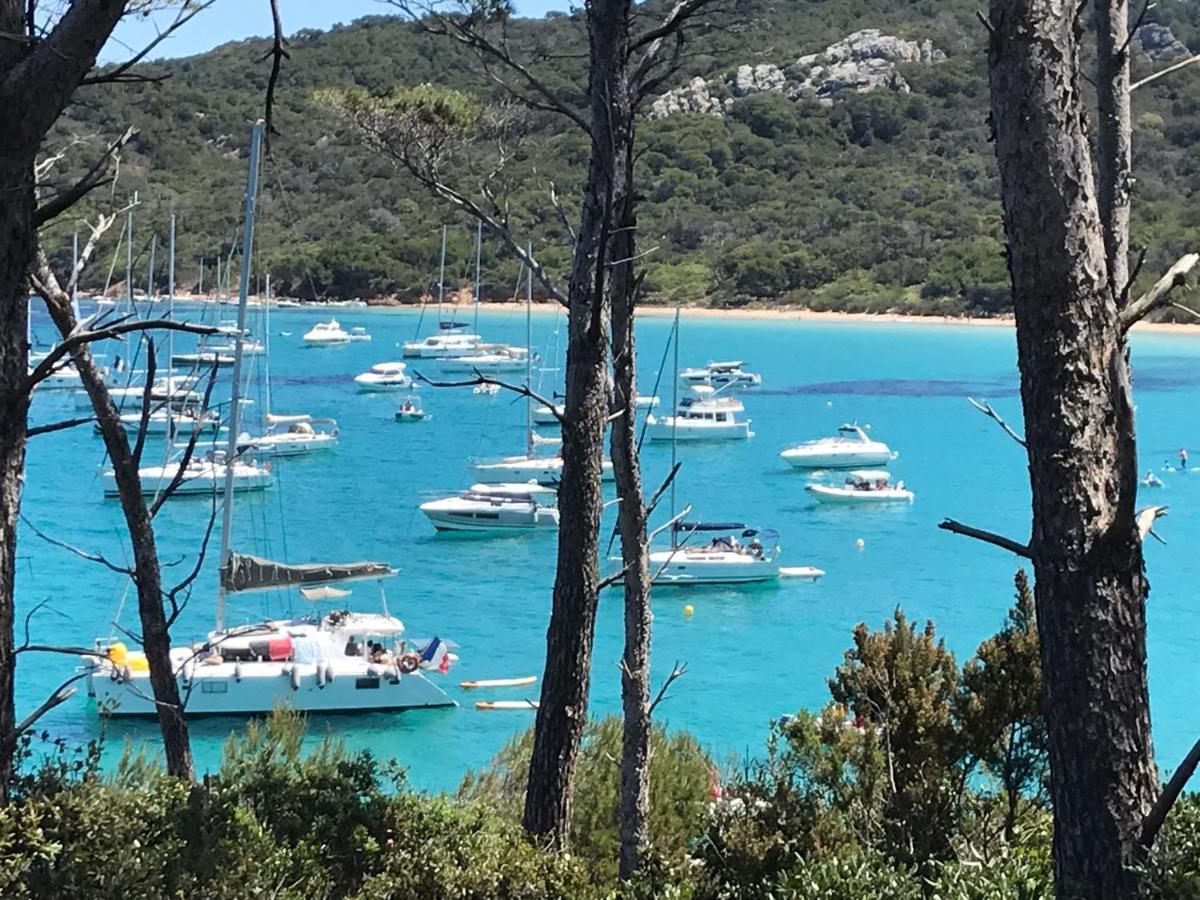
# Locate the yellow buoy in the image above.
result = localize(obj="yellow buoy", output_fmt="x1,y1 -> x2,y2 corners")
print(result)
856,538 -> 865,550
683,605 -> 695,618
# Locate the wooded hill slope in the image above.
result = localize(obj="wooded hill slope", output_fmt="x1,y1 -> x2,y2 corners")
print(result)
48,0 -> 1200,314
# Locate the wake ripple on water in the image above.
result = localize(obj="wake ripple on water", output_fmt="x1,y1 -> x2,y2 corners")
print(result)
759,377 -> 1018,398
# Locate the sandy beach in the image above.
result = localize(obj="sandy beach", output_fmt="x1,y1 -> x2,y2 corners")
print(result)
169,294 -> 1200,335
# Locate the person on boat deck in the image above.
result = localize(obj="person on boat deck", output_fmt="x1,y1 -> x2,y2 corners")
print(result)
1181,448 -> 1189,470
369,642 -> 394,665
345,637 -> 361,657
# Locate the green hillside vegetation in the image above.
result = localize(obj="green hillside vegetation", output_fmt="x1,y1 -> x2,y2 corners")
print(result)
45,0 -> 1200,315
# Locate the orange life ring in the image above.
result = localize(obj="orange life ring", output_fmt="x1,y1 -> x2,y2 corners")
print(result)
398,653 -> 420,675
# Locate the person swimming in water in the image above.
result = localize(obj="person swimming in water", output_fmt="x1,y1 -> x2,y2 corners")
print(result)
1181,448 -> 1189,470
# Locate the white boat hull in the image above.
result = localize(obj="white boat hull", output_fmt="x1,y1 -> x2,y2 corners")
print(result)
88,659 -> 453,716
647,549 -> 781,585
355,376 -> 413,391
102,462 -> 273,496
806,485 -> 914,504
781,449 -> 894,469
420,498 -> 559,532
238,433 -> 337,457
646,418 -> 752,441
471,456 -> 615,485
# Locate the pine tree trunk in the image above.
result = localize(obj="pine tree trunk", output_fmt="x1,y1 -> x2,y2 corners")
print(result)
40,293 -> 195,781
609,189 -> 652,881
0,152 -> 33,800
986,1 -> 1158,894
1095,0 -> 1132,293
521,0 -> 633,851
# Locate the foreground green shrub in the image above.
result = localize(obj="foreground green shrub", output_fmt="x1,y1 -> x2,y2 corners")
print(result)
459,715 -> 713,883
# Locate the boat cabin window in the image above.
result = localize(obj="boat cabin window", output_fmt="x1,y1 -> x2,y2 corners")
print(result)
715,413 -> 727,422
201,681 -> 228,694
355,677 -> 381,690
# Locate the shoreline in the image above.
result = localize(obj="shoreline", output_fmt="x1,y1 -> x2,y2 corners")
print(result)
161,294 -> 1200,334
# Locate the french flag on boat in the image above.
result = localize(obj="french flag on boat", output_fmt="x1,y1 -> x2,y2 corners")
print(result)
420,636 -> 451,673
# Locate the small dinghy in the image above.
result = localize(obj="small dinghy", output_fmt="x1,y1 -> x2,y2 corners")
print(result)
460,676 -> 538,690
394,397 -> 428,422
807,470 -> 915,505
476,700 -> 539,711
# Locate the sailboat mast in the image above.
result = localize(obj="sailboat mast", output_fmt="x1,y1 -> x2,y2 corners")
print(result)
264,273 -> 272,419
124,203 -> 133,307
146,233 -> 157,302
436,225 -> 447,327
670,307 -> 680,549
71,231 -> 78,307
198,258 -> 203,296
526,244 -> 533,455
474,220 -> 482,334
216,121 -> 265,633
167,215 -> 176,443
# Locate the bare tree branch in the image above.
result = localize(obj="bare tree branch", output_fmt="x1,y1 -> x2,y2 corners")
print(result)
19,514 -> 133,576
967,397 -> 1027,448
263,0 -> 289,146
415,369 -> 564,422
938,518 -> 1032,558
1131,54 -> 1200,91
1119,253 -> 1200,332
648,660 -> 687,715
33,126 -> 135,227
79,1 -> 217,87
1142,736 -> 1200,848
26,415 -> 95,438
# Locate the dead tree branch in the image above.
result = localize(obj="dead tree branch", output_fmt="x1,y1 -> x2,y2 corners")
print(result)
648,660 -> 687,715
415,369 -> 564,422
26,415 -> 94,438
20,514 -> 133,576
1119,254 -> 1200,332
33,126 -> 135,227
938,519 -> 1032,558
80,1 -> 217,87
967,397 -> 1027,448
263,0 -> 289,146
1131,54 -> 1200,91
1142,736 -> 1200,848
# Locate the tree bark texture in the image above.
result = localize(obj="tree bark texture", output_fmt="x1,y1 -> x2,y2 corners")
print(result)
606,128 -> 652,881
1095,0 -> 1132,295
41,290 -> 195,782
521,0 -> 631,851
0,0 -> 129,798
987,1 -> 1158,895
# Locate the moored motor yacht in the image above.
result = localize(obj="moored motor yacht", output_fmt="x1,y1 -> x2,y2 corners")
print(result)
643,522 -> 823,585
806,469 -> 915,504
402,332 -> 482,358
354,361 -> 413,391
679,360 -> 762,390
437,344 -> 530,375
420,482 -> 559,533
645,398 -> 753,441
781,424 -> 896,469
303,319 -> 351,346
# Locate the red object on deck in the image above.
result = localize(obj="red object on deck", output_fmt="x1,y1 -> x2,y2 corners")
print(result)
267,636 -> 293,661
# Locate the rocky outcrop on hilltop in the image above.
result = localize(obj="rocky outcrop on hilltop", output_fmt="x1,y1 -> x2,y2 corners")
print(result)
1134,23 -> 1192,62
649,29 -> 946,118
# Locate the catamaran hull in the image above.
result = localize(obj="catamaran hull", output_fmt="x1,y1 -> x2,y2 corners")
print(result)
88,664 -> 454,716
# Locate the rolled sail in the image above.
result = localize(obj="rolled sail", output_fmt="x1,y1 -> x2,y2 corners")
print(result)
221,552 -> 394,594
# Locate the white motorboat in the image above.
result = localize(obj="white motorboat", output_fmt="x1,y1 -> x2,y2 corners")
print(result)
781,424 -> 896,469
237,416 -> 338,457
679,360 -> 762,390
394,397 -> 428,422
806,470 -> 915,505
348,326 -> 372,342
645,399 -> 753,441
636,395 -> 661,409
354,361 -> 413,392
303,319 -> 351,346
102,451 -> 273,496
645,523 -> 822,585
437,345 -> 529,375
402,332 -> 482,358
420,482 -> 559,533
679,384 -> 744,413
471,453 -> 614,486
77,374 -> 201,410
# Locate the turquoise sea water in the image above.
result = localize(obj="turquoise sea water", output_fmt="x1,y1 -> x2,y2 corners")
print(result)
19,305 -> 1200,790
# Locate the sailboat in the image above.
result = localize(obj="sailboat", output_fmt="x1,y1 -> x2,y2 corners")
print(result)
469,252 -> 613,486
84,123 -> 455,717
100,133 -> 273,499
234,276 -> 339,458
402,226 -> 482,358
